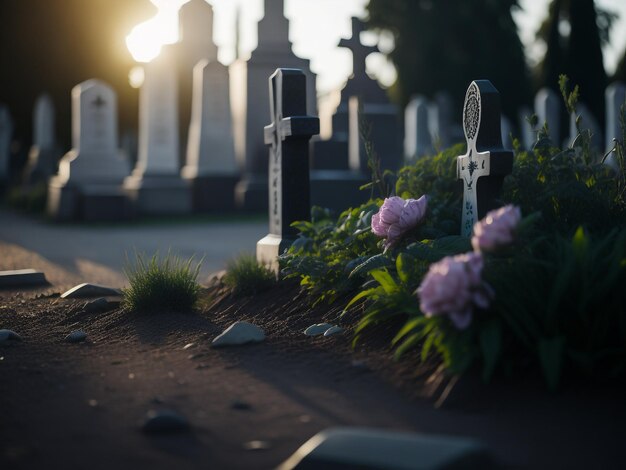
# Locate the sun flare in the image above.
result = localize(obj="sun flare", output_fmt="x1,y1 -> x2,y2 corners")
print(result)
126,1 -> 184,63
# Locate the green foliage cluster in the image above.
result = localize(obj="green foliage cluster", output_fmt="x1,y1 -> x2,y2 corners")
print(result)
283,90 -> 626,389
223,253 -> 276,296
123,252 -> 201,313
6,182 -> 48,214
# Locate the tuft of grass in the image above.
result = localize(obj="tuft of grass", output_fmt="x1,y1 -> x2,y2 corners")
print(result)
123,252 -> 202,313
223,253 -> 275,296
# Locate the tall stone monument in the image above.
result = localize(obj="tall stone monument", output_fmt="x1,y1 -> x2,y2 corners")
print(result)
177,0 -> 219,161
124,47 -> 191,215
182,59 -> 238,211
231,0 -> 316,211
23,94 -> 60,184
48,80 -> 132,221
456,81 -> 513,237
257,68 -> 319,273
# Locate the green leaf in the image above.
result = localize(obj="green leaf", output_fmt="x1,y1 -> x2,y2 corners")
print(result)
538,336 -> 566,390
394,333 -> 422,359
480,320 -> 502,382
370,269 -> 398,294
391,316 -> 426,345
350,254 -> 393,279
343,287 -> 379,313
395,252 -> 415,284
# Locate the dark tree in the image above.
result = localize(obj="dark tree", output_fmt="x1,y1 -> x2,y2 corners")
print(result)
366,0 -> 532,120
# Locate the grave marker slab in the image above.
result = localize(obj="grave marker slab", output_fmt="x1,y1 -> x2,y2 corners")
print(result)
257,69 -> 319,273
457,81 -> 513,237
124,46 -> 191,215
0,269 -> 48,288
48,80 -> 132,221
24,94 -> 60,184
182,59 -> 238,211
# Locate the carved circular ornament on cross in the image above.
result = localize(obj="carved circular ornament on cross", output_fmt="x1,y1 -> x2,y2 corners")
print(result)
463,82 -> 481,143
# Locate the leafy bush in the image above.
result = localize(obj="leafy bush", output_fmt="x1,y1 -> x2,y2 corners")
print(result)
222,253 -> 275,296
123,252 -> 202,313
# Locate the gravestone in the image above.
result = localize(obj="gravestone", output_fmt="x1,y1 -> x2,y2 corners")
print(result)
501,115 -> 513,150
181,59 -> 238,211
257,68 -> 319,273
124,46 -> 192,215
177,0 -> 219,161
0,104 -> 13,190
231,0 -> 317,211
48,80 -> 132,221
569,102 -> 602,150
518,106 -> 535,150
404,95 -> 432,162
534,87 -> 561,145
457,80 -> 513,237
23,94 -> 60,184
429,91 -> 464,149
605,82 -> 625,158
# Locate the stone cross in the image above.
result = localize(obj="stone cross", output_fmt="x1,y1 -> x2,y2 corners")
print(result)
339,17 -> 378,81
257,68 -> 319,272
457,80 -> 513,237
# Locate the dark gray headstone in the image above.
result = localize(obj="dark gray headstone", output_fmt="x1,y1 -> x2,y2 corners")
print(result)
257,68 -> 319,273
518,106 -> 534,150
457,81 -> 513,237
24,94 -> 60,184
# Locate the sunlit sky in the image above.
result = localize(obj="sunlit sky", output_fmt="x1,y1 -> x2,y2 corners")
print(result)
127,0 -> 626,95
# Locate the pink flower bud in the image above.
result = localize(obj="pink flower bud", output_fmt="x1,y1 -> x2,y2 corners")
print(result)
472,205 -> 521,253
371,195 -> 428,249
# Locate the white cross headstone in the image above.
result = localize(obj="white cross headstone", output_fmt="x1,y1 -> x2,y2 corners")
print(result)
182,59 -> 237,178
0,105 -> 13,184
605,82 -> 625,155
405,95 -> 432,162
457,81 -> 513,237
534,87 -> 561,145
257,68 -> 319,273
56,80 -> 129,184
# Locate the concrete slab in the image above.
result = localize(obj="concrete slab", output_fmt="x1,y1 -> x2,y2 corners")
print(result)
0,269 -> 48,287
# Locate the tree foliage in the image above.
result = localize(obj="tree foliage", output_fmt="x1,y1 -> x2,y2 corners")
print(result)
366,0 -> 531,120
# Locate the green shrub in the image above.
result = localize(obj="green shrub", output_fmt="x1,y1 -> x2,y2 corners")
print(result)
123,252 -> 201,313
223,253 -> 275,296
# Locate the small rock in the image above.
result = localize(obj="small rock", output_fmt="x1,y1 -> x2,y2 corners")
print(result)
211,321 -> 265,348
61,283 -> 122,299
83,297 -> 110,313
243,440 -> 271,451
65,330 -> 87,343
304,323 -> 335,336
182,343 -> 195,350
0,329 -> 22,343
142,409 -> 190,434
323,326 -> 344,336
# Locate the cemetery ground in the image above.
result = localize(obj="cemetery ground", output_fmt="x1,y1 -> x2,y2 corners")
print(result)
0,212 -> 625,469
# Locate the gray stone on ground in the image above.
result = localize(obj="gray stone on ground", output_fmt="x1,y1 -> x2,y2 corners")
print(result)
61,283 -> 122,299
0,329 -> 22,342
277,427 -> 495,470
211,321 -> 265,348
304,323 -> 335,336
83,297 -> 111,313
323,326 -> 344,337
0,269 -> 48,288
65,330 -> 87,343
142,409 -> 190,434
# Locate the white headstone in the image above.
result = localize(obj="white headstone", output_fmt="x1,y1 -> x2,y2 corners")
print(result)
518,107 -> 535,150
404,95 -> 432,161
0,105 -> 12,183
182,59 -> 237,178
534,87 -> 561,145
56,79 -> 129,184
132,52 -> 180,177
605,82 -> 625,152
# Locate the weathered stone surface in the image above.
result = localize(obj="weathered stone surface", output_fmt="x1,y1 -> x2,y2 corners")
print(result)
142,409 -> 190,434
0,329 -> 22,342
83,297 -> 111,313
65,330 -> 87,343
211,321 -> 265,347
277,427 -> 494,470
304,323 -> 334,336
61,283 -> 122,299
0,269 -> 48,288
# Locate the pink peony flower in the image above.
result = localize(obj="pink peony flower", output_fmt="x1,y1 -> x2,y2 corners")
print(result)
416,252 -> 494,329
371,195 -> 428,250
472,205 -> 522,253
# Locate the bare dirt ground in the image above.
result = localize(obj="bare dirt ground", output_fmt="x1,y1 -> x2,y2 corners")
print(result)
2,274 -> 626,470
